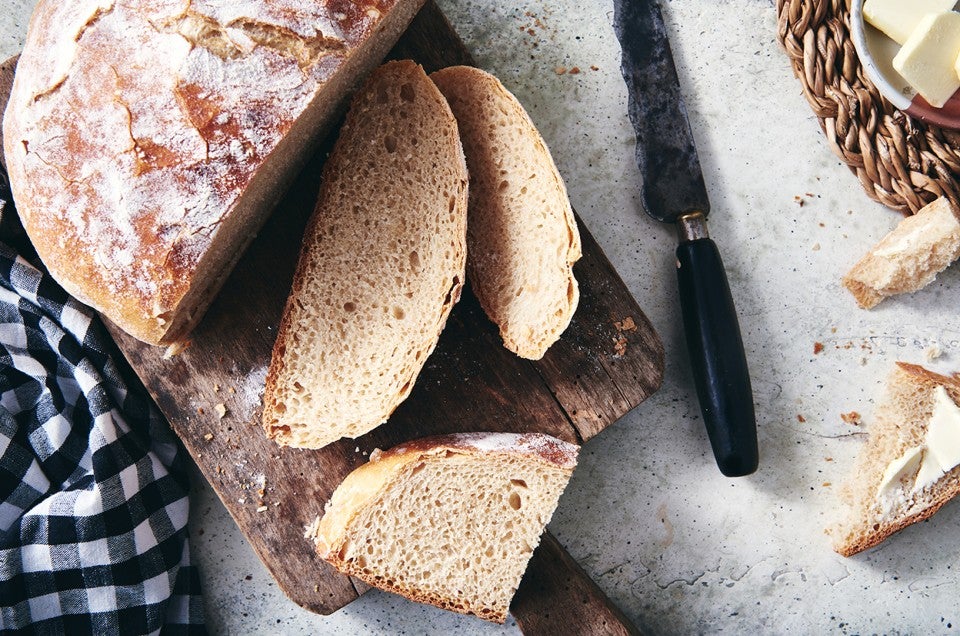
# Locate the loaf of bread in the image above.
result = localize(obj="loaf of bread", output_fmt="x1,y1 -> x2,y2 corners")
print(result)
308,432 -> 578,622
828,362 -> 960,556
263,61 -> 467,449
843,197 -> 960,309
2,0 -> 425,346
431,66 -> 581,360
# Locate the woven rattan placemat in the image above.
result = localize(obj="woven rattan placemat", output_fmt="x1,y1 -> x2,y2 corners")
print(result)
777,0 -> 960,214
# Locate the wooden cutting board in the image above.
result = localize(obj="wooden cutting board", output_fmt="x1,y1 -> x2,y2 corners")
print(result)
0,3 -> 662,633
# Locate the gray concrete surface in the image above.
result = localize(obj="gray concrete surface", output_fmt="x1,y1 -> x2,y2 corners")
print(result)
3,0 -> 959,633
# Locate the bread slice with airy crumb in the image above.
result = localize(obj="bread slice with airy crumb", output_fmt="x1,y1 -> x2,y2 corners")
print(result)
843,197 -> 960,309
430,66 -> 581,360
262,61 -> 468,449
828,362 -> 960,556
307,432 -> 578,623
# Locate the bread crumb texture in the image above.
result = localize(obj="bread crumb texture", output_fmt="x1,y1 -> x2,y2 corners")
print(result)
262,61 -> 468,449
311,433 -> 578,623
828,362 -> 960,556
431,66 -> 581,360
3,0 -> 410,344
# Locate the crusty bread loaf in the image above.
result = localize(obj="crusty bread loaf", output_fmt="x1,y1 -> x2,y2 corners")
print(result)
263,61 -> 467,449
843,197 -> 960,309
308,432 -> 578,622
828,362 -> 960,556
2,0 -> 425,346
430,66 -> 581,360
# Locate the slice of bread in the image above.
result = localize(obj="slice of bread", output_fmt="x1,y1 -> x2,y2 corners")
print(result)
308,432 -> 578,622
430,66 -> 581,360
262,61 -> 468,449
828,362 -> 960,556
3,0 -> 425,346
843,197 -> 960,309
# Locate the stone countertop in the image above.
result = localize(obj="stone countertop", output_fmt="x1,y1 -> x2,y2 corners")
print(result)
3,1 -> 959,633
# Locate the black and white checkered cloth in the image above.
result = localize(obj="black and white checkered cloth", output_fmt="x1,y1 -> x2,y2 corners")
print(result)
0,167 -> 205,634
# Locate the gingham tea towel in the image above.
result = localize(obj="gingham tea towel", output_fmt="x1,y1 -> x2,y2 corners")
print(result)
0,166 -> 205,634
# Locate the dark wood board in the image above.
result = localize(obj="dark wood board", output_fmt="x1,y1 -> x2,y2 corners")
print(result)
0,2 -> 662,631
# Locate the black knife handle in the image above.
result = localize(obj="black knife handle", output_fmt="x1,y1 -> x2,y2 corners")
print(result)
676,238 -> 758,477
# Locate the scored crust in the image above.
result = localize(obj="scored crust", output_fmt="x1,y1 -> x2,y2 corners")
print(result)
2,0 -> 424,345
830,362 -> 960,556
309,432 -> 579,622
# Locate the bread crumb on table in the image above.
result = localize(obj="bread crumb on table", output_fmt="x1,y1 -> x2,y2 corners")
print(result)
615,316 -> 637,332
554,66 -> 567,75
613,335 -> 628,357
926,345 -> 942,361
203,432 -> 214,441
256,506 -> 268,513
841,411 -> 862,425
215,403 -> 227,418
813,342 -> 824,355
797,414 -> 806,423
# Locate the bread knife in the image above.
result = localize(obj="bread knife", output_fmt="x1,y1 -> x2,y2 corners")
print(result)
613,0 -> 759,476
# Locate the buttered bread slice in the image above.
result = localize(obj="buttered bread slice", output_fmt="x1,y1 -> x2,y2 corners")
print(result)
431,66 -> 581,360
828,362 -> 960,556
263,61 -> 468,449
308,432 -> 578,622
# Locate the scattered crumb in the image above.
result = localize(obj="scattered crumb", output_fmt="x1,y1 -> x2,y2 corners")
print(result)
215,403 -> 227,419
613,335 -> 628,357
370,448 -> 383,462
355,446 -> 360,453
554,66 -> 567,75
794,195 -> 805,207
228,386 -> 236,394
256,506 -> 268,513
197,407 -> 205,415
569,66 -> 581,74
238,498 -> 246,504
590,65 -> 599,71
203,432 -> 214,441
216,465 -> 223,474
812,243 -> 821,251
841,411 -> 862,426
163,340 -> 191,359
273,502 -> 280,507
797,414 -> 806,423
805,192 -> 815,197
831,327 -> 837,333
819,222 -> 826,228
314,585 -> 320,593
926,345 -> 943,361
213,383 -> 220,393
822,482 -> 832,487
813,342 -> 824,355
615,316 -> 637,332
825,457 -> 833,462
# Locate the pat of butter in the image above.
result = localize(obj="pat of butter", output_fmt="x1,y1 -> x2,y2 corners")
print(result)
892,12 -> 960,108
914,449 -> 944,492
864,0 -> 959,45
923,385 -> 960,473
877,445 -> 923,496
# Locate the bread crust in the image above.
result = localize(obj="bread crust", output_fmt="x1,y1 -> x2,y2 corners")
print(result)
262,60 -> 468,449
309,432 -> 578,622
842,197 -> 960,309
3,0 -> 424,345
431,66 -> 581,360
831,362 -> 960,556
